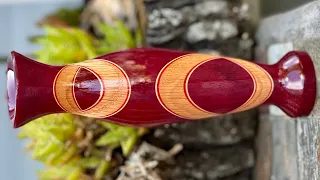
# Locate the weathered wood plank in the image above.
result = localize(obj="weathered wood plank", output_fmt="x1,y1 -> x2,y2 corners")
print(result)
254,115 -> 298,180
254,115 -> 272,180
271,117 -> 298,180
296,117 -> 320,180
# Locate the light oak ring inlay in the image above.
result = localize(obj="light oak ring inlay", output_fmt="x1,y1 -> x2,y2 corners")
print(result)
53,59 -> 131,118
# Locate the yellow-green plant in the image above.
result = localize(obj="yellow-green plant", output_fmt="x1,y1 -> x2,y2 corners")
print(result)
19,21 -> 146,180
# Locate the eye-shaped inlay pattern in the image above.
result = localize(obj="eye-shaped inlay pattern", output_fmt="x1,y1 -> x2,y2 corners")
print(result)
53,59 -> 131,118
155,54 -> 274,120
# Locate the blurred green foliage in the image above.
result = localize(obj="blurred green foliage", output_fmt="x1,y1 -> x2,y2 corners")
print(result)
53,8 -> 83,27
19,16 -> 145,179
32,21 -> 140,65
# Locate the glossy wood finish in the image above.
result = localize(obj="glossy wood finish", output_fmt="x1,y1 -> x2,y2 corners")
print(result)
53,60 -> 131,119
6,48 -> 317,128
155,53 -> 274,120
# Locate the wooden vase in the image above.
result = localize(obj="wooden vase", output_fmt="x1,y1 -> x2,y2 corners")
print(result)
6,48 -> 317,128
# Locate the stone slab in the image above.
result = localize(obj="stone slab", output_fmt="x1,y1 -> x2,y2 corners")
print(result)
254,115 -> 298,180
160,144 -> 254,180
256,1 -> 320,50
146,110 -> 257,149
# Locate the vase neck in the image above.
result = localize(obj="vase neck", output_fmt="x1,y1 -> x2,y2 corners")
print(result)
7,52 -> 65,128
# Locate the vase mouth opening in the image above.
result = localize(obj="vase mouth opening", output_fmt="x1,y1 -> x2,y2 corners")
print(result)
6,54 -> 17,124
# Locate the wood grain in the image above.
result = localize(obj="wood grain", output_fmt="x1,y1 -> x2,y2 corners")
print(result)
156,54 -> 274,119
156,54 -> 220,119
226,57 -> 274,114
53,59 -> 131,118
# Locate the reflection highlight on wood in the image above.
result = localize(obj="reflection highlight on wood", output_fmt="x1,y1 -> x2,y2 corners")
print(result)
156,54 -> 274,119
54,59 -> 131,118
156,54 -> 220,119
226,57 -> 274,114
6,48 -> 316,128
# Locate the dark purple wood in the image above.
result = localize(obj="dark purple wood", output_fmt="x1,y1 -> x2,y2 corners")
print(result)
5,48 -> 317,128
187,59 -> 254,114
74,68 -> 102,110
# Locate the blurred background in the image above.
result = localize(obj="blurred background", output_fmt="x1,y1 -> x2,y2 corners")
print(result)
0,1 -> 83,180
0,0 -> 315,180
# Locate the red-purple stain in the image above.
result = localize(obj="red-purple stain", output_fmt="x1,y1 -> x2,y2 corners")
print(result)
6,48 -> 317,128
73,68 -> 102,110
187,58 -> 254,114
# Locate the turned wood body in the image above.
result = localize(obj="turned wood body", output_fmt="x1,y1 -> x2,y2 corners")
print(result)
6,48 -> 316,128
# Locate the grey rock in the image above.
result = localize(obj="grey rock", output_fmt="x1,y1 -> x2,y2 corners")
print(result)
185,38 -> 253,60
147,37 -> 188,50
222,169 -> 252,180
181,6 -> 198,23
147,110 -> 257,149
146,28 -> 186,45
185,20 -> 238,43
159,8 -> 183,27
219,20 -> 239,39
195,0 -> 228,17
145,0 -> 196,9
147,8 -> 186,44
198,49 -> 221,56
232,3 -> 250,20
186,21 -> 218,43
145,0 -> 254,48
148,8 -> 183,29
159,144 -> 254,180
193,38 -> 253,60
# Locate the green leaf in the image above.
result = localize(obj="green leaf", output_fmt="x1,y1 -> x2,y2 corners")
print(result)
98,121 -> 121,130
95,131 -> 123,146
116,21 -> 135,48
121,133 -> 138,156
79,157 -> 101,169
71,29 -> 97,58
135,28 -> 143,47
32,26 -> 98,65
32,140 -> 61,160
67,168 -> 82,180
94,161 -> 110,180
53,8 -> 83,27
42,25 -> 65,36
38,167 -> 68,180
60,144 -> 78,164
38,165 -> 82,180
45,146 -> 65,165
96,21 -> 136,53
